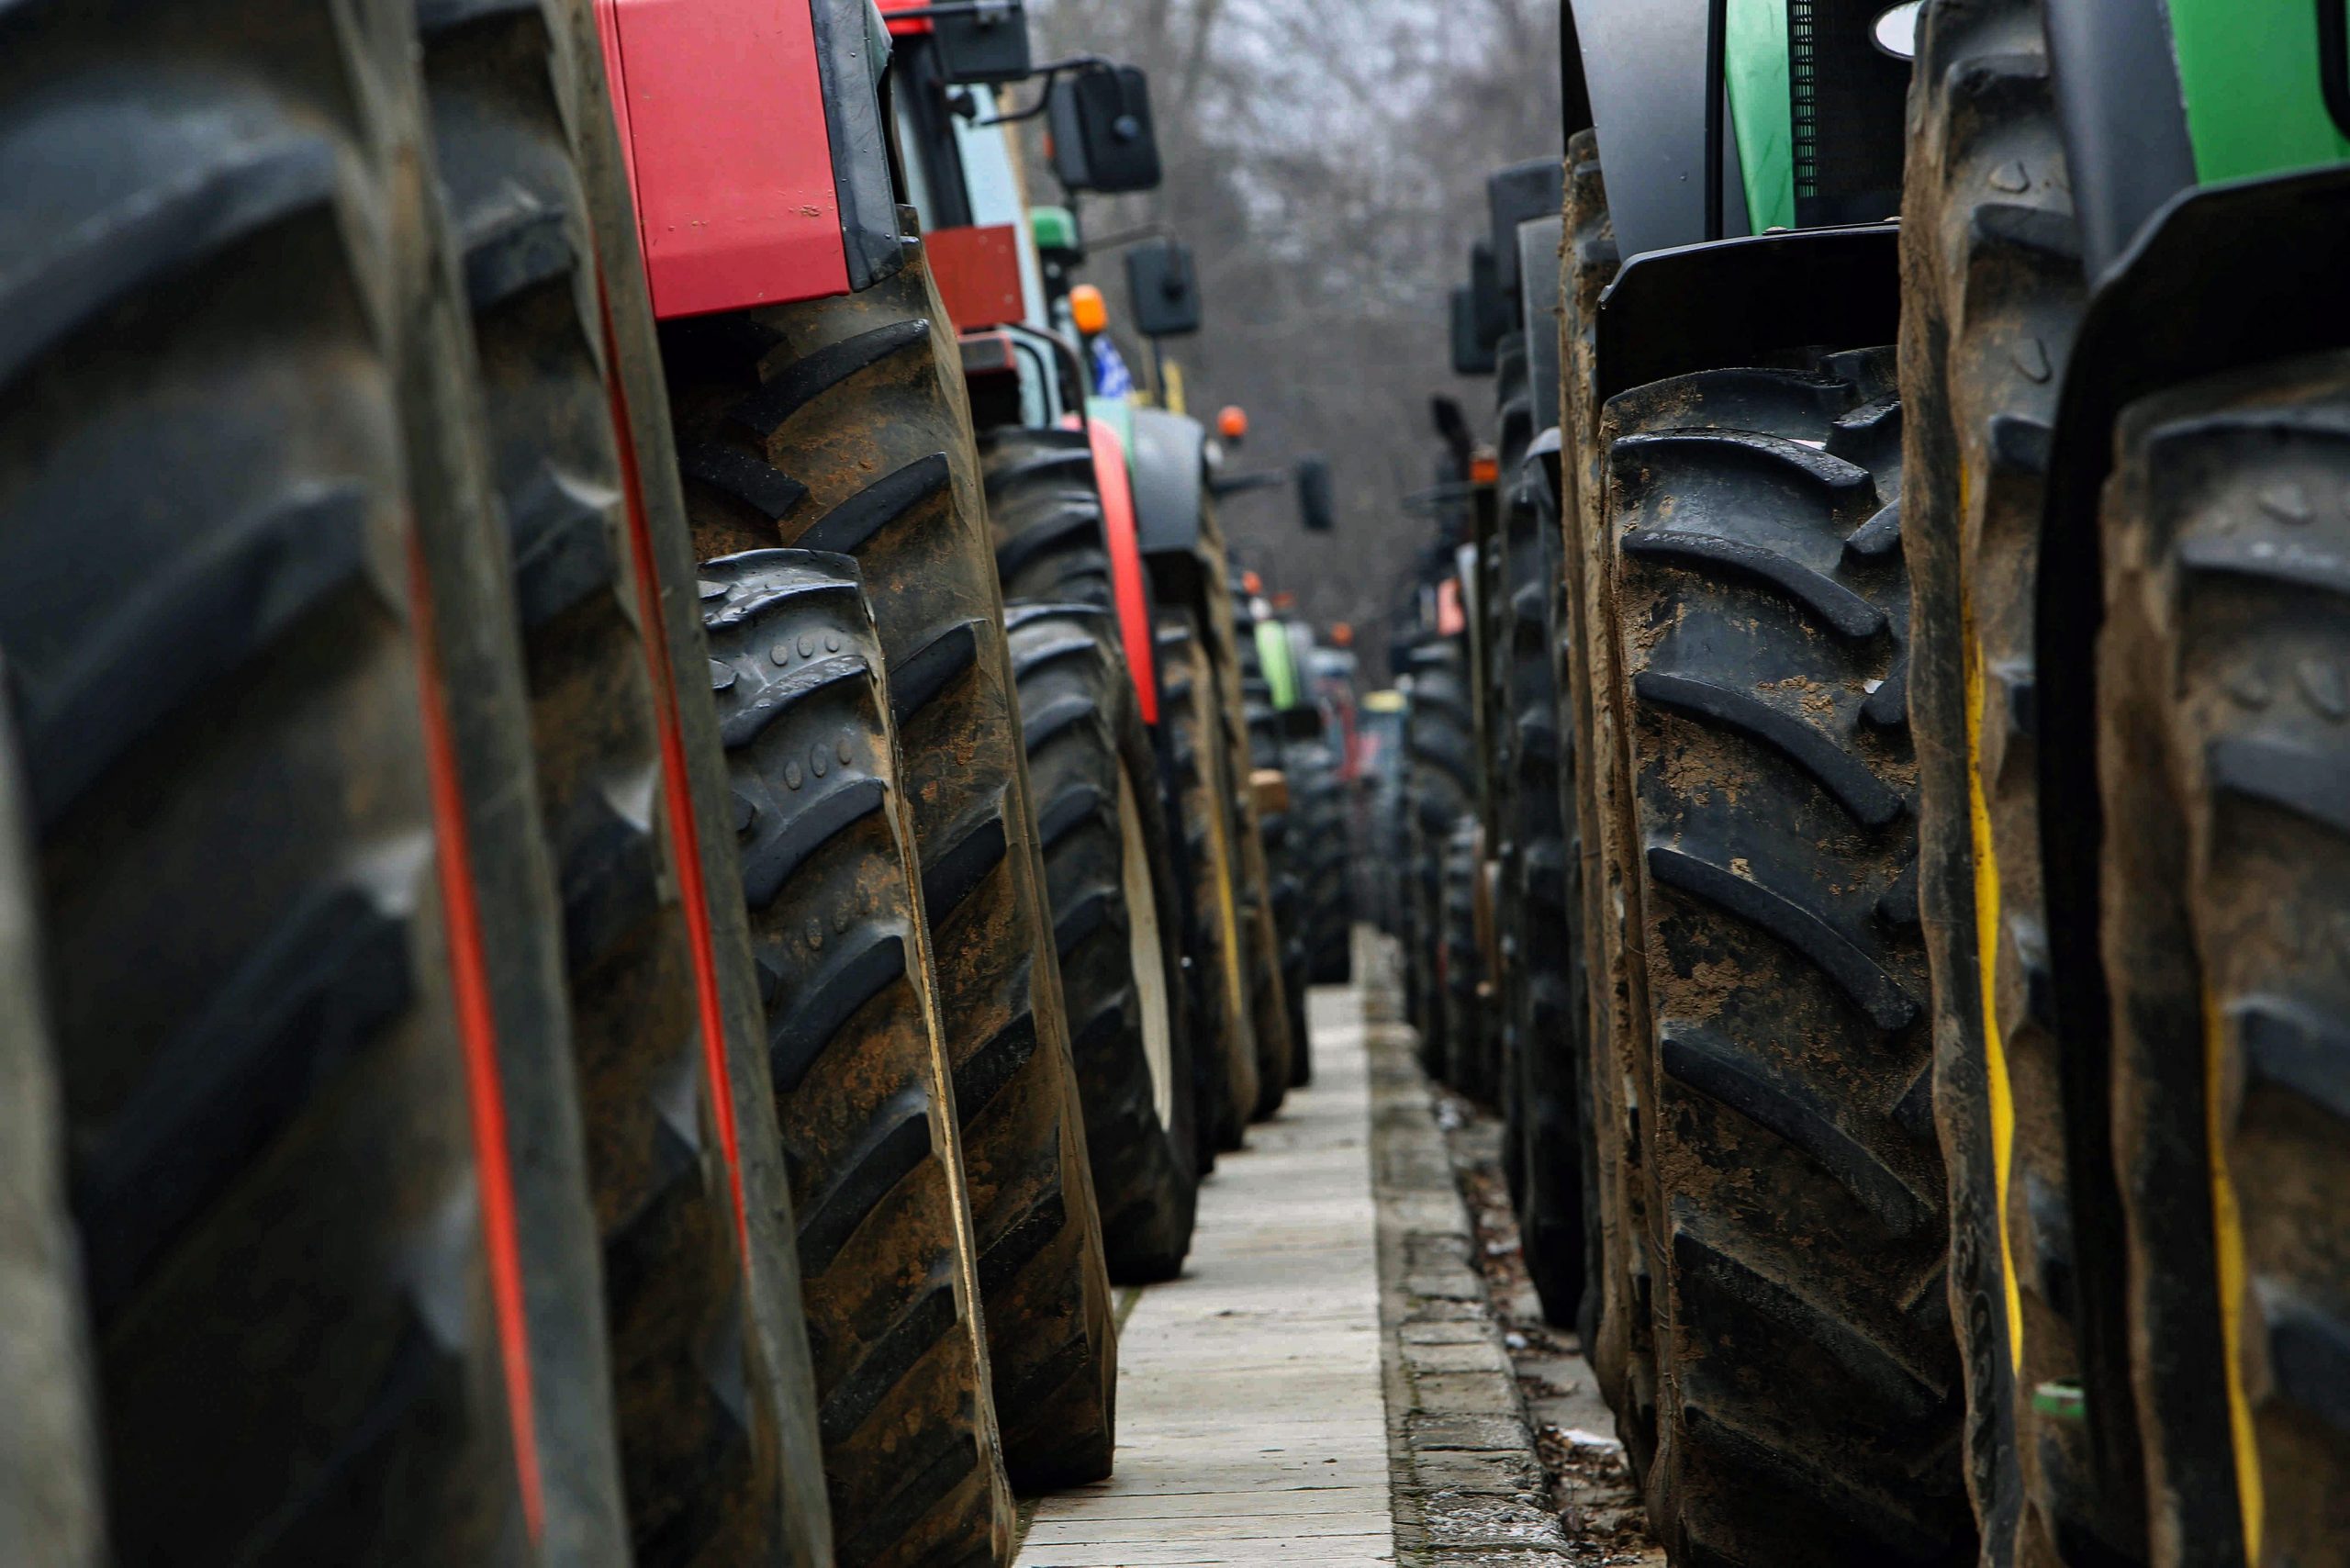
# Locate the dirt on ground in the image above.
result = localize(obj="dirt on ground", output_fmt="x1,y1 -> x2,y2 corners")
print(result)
1435,1090 -> 1663,1567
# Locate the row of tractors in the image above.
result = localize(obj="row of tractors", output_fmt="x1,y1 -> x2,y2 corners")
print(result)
1375,2 -> 2350,1566
0,1 -> 1353,1563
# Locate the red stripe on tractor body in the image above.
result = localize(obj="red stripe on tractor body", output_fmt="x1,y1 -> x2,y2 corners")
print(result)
1085,416 -> 1158,723
598,274 -> 755,1263
406,539 -> 546,1543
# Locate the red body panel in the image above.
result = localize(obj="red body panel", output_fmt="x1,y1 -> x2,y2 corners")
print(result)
926,224 -> 1026,330
1085,418 -> 1158,725
595,0 -> 848,319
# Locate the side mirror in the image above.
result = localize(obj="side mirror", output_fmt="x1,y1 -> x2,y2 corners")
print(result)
1449,286 -> 1495,375
1125,238 -> 1201,337
932,0 -> 1031,84
1487,157 -> 1564,301
1296,454 -> 1335,533
1047,64 -> 1163,193
1469,240 -> 1508,352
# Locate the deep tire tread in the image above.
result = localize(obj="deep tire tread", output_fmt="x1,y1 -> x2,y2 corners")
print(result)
667,256 -> 1116,1492
1608,351 -> 1967,1564
701,552 -> 1012,1568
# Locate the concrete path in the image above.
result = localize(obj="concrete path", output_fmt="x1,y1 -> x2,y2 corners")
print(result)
1016,988 -> 1393,1567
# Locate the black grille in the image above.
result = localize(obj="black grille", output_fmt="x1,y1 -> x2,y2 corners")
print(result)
1787,0 -> 1910,228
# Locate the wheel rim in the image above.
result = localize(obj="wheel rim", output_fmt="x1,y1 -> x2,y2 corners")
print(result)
1118,762 -> 1177,1129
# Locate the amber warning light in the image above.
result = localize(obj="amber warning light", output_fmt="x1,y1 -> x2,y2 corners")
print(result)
1069,284 -> 1109,336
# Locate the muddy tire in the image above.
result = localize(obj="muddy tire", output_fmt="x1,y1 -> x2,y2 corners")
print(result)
1157,609 -> 1259,1152
1010,604 -> 1200,1281
1550,135 -> 1659,1471
2089,353 -> 2350,1568
1495,204 -> 1587,1328
0,3 -> 632,1554
1899,6 -> 2131,1564
1292,741 -> 1353,989
700,552 -> 1013,1568
1606,352 -> 1971,1565
982,427 -> 1114,609
662,246 -> 1116,1487
1508,444 -> 1588,1329
414,6 -> 839,1559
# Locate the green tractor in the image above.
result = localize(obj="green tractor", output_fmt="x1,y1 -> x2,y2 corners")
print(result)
1905,5 -> 2350,1565
1527,1 -> 2350,1564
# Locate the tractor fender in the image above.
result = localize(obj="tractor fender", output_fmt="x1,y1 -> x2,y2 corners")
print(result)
1083,415 -> 1160,724
2043,0 -> 2198,282
1561,0 -> 1714,264
1592,222 -> 1899,402
2034,164 -> 2350,1110
594,0 -> 901,319
1128,407 -> 1209,560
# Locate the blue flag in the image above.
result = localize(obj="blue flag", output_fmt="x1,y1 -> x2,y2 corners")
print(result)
1091,335 -> 1135,398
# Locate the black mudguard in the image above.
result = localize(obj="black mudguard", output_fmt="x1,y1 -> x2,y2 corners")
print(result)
1591,222 -> 1899,402
1561,0 -> 1712,264
1129,407 -> 1209,560
2037,162 -> 2350,1159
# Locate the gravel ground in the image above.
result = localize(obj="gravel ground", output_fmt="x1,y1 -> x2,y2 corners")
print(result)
1433,1091 -> 1662,1567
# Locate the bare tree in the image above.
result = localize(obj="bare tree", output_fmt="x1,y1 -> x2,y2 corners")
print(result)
1024,0 -> 1561,681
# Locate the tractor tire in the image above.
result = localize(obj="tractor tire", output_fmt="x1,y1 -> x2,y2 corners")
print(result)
1496,208 -> 1588,1328
982,427 -> 1114,609
1508,444 -> 1587,1329
1157,609 -> 1259,1153
0,2 -> 632,1555
1206,573 -> 1295,1111
1281,772 -> 1321,1085
1479,333 -> 1529,1131
414,6 -> 835,1560
1292,741 -> 1353,988
1552,134 -> 1657,1470
1898,5 -> 2132,1563
980,423 -> 1204,1193
701,551 -> 1013,1568
1491,327 -> 1532,1214
2089,353 -> 2350,1568
1404,644 -> 1478,1086
1235,604 -> 1302,1114
1010,604 -> 1200,1282
1398,652 -> 1443,1059
662,245 -> 1117,1487
1606,352 -> 1971,1565
1440,817 -> 1484,1092
1244,671 -> 1312,1102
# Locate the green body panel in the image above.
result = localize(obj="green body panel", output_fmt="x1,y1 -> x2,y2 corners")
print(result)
1031,204 -> 1081,254
1725,0 -> 1796,231
2165,0 -> 2350,183
1255,619 -> 1301,710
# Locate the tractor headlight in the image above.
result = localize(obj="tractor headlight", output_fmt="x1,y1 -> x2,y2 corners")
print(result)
1871,1 -> 1923,60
